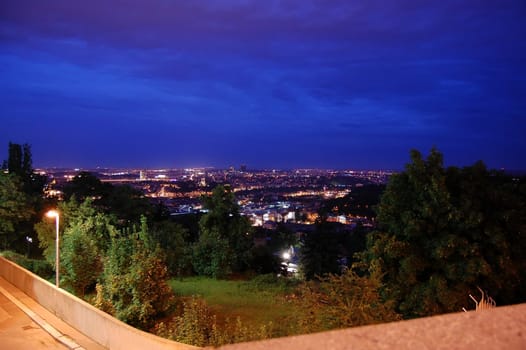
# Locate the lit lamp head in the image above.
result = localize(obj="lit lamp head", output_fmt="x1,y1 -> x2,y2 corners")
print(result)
46,210 -> 59,218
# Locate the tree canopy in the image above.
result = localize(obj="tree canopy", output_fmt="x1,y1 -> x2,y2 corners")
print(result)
97,217 -> 175,329
62,171 -> 153,226
360,148 -> 526,317
193,185 -> 253,277
300,220 -> 345,280
0,173 -> 33,250
0,142 -> 45,253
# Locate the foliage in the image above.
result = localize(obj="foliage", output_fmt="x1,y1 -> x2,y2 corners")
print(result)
192,230 -> 233,278
445,162 -> 526,305
165,271 -> 395,345
292,267 -> 400,333
98,184 -> 153,226
260,223 -> 298,252
154,296 -> 273,347
0,173 -> 34,250
321,184 -> 385,219
214,316 -> 273,346
99,218 -> 175,329
360,148 -> 526,318
5,142 -> 46,196
194,185 -> 253,277
60,216 -> 104,296
35,198 -> 116,268
155,297 -> 215,346
245,273 -> 301,294
250,225 -> 297,275
33,217 -> 55,265
170,213 -> 201,243
149,220 -> 191,276
300,220 -> 347,280
61,172 -> 153,226
1,250 -> 53,279
1,142 -> 47,255
62,171 -> 107,202
345,222 -> 369,265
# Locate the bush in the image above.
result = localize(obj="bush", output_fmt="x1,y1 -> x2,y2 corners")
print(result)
1,251 -> 54,280
247,273 -> 300,294
100,235 -> 175,329
192,232 -> 233,278
61,220 -> 103,296
154,296 -> 273,347
292,267 -> 400,333
31,259 -> 54,279
155,297 -> 215,346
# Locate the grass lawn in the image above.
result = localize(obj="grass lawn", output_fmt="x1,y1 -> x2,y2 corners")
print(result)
169,276 -> 300,329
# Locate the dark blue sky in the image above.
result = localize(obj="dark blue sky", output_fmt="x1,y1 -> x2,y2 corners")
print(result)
1,1 -> 525,170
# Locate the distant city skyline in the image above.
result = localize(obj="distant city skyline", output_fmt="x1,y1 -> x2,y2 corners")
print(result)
2,1 -> 525,170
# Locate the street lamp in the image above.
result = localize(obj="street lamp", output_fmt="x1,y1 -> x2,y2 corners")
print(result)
46,210 -> 60,287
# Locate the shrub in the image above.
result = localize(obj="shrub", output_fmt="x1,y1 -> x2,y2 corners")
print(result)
155,296 -> 274,347
292,267 -> 400,333
1,251 -> 53,280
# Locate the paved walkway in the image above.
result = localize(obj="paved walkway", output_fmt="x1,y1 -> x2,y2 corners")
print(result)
0,290 -> 66,349
0,277 -> 106,350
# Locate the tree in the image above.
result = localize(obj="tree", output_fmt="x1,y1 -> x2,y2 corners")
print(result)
98,217 -> 175,329
300,219 -> 344,280
192,230 -> 233,278
62,172 -> 107,202
35,198 -> 116,267
61,217 -> 104,296
62,172 -> 153,226
344,222 -> 369,266
149,220 -> 191,276
321,184 -> 385,219
0,173 -> 33,250
7,142 -> 23,177
99,184 -> 152,225
6,142 -> 46,196
1,143 -> 45,254
265,223 -> 297,252
194,185 -> 253,277
360,148 -> 526,317
445,162 -> 526,306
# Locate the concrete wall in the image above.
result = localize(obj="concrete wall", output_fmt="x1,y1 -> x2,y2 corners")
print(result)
220,302 -> 526,350
0,256 -> 197,350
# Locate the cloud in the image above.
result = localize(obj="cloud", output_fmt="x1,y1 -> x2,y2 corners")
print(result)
1,0 -> 525,169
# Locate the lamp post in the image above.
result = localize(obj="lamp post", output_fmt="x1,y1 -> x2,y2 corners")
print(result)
46,210 -> 60,287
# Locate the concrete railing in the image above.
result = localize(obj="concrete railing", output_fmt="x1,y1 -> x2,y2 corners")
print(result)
2,256 -> 525,349
220,302 -> 526,350
0,256 -> 197,350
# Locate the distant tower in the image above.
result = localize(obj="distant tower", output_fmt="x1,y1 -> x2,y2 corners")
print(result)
139,170 -> 146,180
240,164 -> 247,172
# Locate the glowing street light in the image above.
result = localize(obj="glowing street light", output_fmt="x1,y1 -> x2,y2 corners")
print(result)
46,210 -> 60,287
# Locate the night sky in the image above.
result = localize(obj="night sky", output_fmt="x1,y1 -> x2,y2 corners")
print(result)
1,1 -> 525,170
